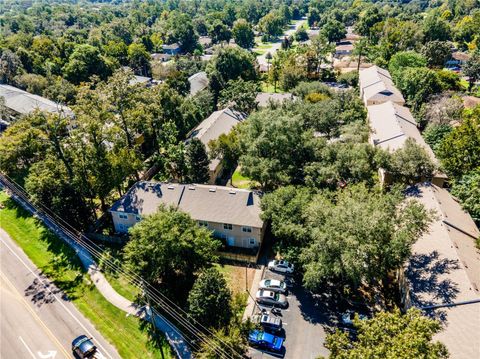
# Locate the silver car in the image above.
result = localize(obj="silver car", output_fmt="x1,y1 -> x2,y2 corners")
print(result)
268,260 -> 294,274
259,279 -> 288,294
256,289 -> 288,308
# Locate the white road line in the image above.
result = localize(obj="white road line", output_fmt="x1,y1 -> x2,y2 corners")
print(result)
18,336 -> 37,359
1,237 -> 114,359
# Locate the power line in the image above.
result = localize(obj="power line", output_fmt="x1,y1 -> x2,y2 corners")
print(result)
1,173 -> 244,359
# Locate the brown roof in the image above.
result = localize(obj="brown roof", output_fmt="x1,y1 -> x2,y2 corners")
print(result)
359,66 -> 405,105
405,183 -> 480,359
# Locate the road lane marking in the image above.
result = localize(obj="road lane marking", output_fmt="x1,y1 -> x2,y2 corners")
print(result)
2,272 -> 70,358
1,237 -> 114,359
18,336 -> 37,359
38,351 -> 57,358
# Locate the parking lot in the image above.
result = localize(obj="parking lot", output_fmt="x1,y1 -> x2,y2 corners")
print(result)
248,268 -> 331,359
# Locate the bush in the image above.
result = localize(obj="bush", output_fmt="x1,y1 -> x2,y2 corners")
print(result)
337,71 -> 358,87
292,81 -> 332,99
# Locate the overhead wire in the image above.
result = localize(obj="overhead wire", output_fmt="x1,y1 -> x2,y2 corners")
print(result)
1,173 -> 244,359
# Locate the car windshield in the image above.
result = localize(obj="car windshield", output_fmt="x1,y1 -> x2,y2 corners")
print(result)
265,279 -> 271,286
274,293 -> 280,301
256,332 -> 264,341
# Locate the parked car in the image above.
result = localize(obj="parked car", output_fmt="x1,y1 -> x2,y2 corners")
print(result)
256,289 -> 288,308
268,260 -> 294,274
252,313 -> 283,333
341,310 -> 368,327
72,335 -> 97,358
259,279 -> 288,294
248,330 -> 284,352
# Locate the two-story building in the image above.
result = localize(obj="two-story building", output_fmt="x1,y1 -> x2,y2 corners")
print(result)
0,84 -> 73,130
366,101 -> 447,187
109,181 -> 265,251
402,182 -> 480,359
187,108 -> 245,184
359,66 -> 405,106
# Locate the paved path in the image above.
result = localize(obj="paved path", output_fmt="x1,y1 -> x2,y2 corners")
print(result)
256,18 -> 307,68
0,229 -> 120,359
0,179 -> 192,358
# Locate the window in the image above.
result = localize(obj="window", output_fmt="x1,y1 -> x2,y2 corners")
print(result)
223,223 -> 233,230
136,215 -> 141,221
249,238 -> 256,246
242,226 -> 252,233
119,224 -> 125,230
118,213 -> 128,219
198,220 -> 208,227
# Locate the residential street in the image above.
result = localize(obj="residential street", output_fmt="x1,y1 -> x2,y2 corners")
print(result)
0,229 -> 120,359
256,18 -> 306,68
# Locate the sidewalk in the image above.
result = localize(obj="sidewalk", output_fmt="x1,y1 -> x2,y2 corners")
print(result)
1,182 -> 192,359
243,265 -> 266,320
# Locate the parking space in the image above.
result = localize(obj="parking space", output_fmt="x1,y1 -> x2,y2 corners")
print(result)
248,269 -> 330,359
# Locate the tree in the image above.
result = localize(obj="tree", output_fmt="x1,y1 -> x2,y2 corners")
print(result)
355,7 -> 382,38
0,50 -> 23,84
395,67 -> 443,111
301,185 -> 432,290
463,51 -> 480,92
388,51 -> 427,82
451,170 -> 480,225
127,43 -> 151,76
209,20 -> 232,44
25,155 -> 92,228
423,13 -> 451,42
196,326 -> 248,359
232,19 -> 255,49
238,110 -> 314,190
386,139 -> 437,184
422,41 -> 452,68
186,138 -> 210,184
308,8 -> 321,28
423,124 -> 453,153
258,12 -> 283,40
208,127 -> 241,174
438,117 -> 480,178
218,79 -> 259,114
124,206 -> 220,301
206,47 -> 257,95
294,27 -> 309,42
321,19 -> 346,43
188,268 -> 232,330
323,309 -> 448,359
63,44 -> 110,84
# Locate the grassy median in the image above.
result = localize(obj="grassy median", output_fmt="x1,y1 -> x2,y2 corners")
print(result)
0,191 -> 173,359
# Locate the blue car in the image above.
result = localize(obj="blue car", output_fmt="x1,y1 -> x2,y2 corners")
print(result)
248,330 -> 284,352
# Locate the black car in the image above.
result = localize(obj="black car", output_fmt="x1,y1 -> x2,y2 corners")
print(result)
253,313 -> 283,333
72,335 -> 97,358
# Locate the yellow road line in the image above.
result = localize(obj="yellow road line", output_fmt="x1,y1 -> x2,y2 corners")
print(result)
0,272 -> 71,359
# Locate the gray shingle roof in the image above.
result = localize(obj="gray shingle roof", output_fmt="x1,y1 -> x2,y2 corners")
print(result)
188,72 -> 209,96
405,183 -> 480,359
110,181 -> 263,228
359,66 -> 405,104
255,92 -> 296,107
0,84 -> 73,117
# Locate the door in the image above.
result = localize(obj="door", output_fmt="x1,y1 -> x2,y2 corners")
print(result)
227,236 -> 235,246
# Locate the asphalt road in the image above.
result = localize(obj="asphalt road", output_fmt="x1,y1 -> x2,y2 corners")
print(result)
249,269 -> 330,359
0,229 -> 120,359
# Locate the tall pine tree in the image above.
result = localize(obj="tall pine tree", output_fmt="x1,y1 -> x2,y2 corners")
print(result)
186,138 -> 210,183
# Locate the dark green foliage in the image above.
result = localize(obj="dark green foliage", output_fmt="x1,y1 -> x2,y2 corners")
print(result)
124,206 -> 220,302
188,268 -> 232,330
218,79 -> 259,114
422,41 -> 451,68
438,117 -> 480,179
395,67 -> 443,111
232,19 -> 255,49
423,123 -> 453,153
324,309 -> 448,359
186,138 -> 210,184
451,170 -> 480,225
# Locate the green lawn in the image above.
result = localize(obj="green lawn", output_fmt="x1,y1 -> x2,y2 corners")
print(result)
231,168 -> 260,189
0,192 -> 173,359
260,81 -> 284,94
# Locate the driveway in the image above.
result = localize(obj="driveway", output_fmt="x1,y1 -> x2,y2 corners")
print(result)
248,269 -> 331,359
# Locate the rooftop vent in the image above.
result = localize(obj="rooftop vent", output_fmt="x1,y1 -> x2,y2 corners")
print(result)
229,190 -> 236,194
189,186 -> 196,190
209,187 -> 216,192
167,185 -> 175,190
